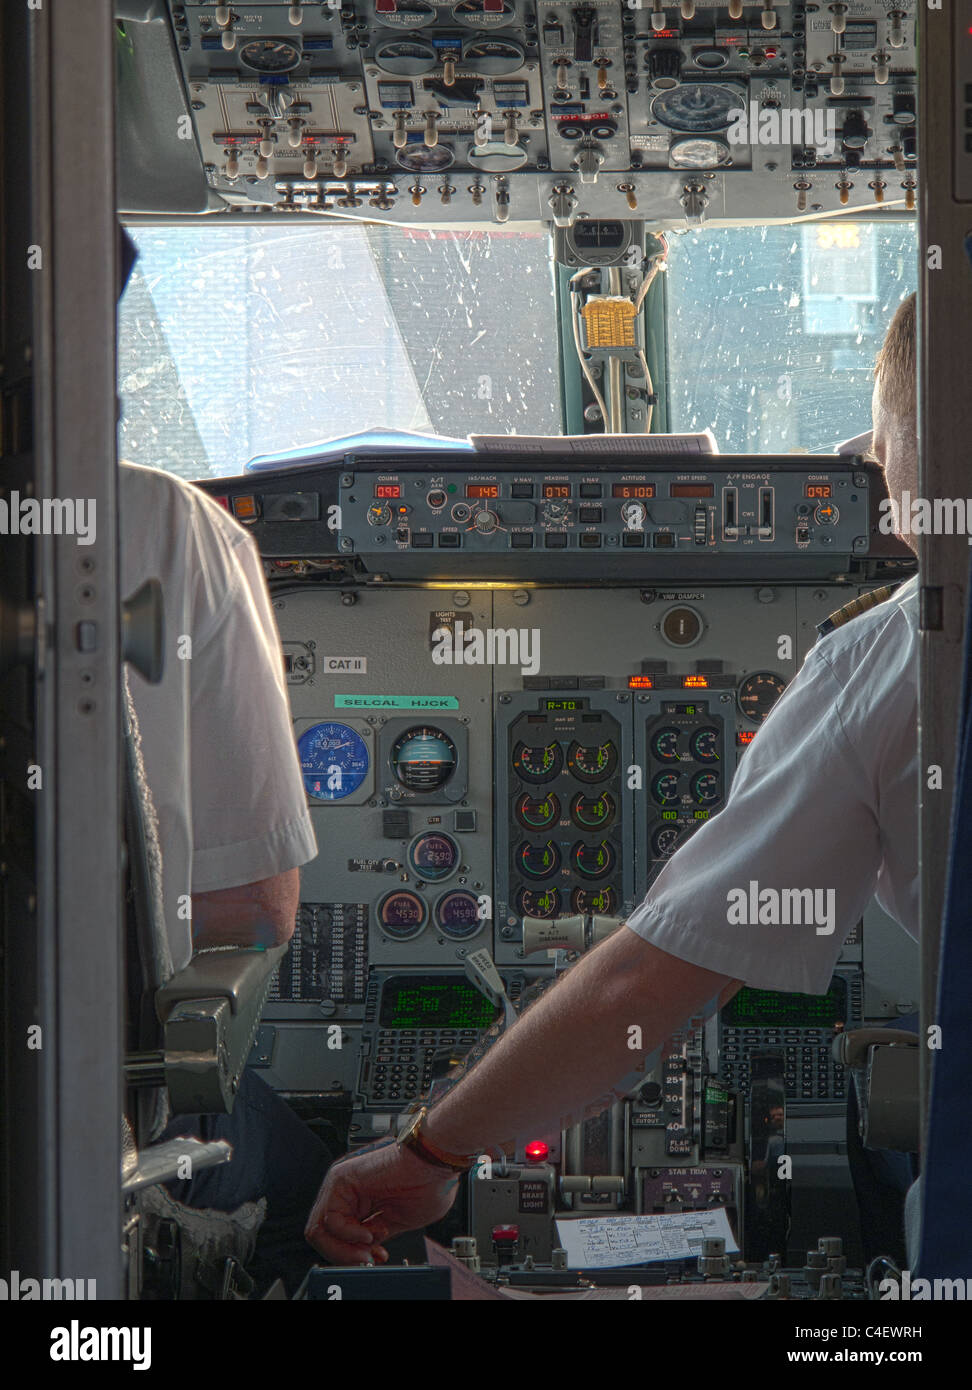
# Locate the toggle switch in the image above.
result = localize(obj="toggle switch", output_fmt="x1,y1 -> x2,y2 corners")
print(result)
829,2 -> 846,34
424,110 -> 439,147
503,110 -> 518,145
393,111 -> 408,148
829,51 -> 845,96
332,146 -> 348,177
617,181 -> 637,210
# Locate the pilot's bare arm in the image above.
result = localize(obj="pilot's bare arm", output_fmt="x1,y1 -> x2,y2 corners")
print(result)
305,934 -> 740,1263
191,867 -> 300,951
424,930 -> 739,1157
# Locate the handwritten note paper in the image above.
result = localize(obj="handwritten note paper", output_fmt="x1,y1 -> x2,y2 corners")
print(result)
554,1208 -> 740,1270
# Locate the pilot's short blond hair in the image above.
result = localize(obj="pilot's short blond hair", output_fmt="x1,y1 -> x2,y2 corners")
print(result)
874,291 -> 916,425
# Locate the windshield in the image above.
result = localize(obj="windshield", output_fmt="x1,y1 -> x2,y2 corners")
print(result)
118,219 -> 917,479
665,221 -> 918,453
118,224 -> 561,480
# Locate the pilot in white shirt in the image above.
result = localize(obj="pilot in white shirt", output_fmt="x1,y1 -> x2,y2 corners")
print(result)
626,571 -> 918,996
118,229 -> 329,1296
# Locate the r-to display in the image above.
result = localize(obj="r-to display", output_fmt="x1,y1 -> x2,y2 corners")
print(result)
805,484 -> 833,498
379,975 -> 497,1030
723,979 -> 847,1029
466,484 -> 499,498
543,698 -> 588,710
611,484 -> 655,498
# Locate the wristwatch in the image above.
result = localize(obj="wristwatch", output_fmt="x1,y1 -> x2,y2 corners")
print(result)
397,1106 -> 479,1174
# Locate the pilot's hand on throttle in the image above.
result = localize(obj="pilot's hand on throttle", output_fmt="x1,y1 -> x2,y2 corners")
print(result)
304,1140 -> 461,1265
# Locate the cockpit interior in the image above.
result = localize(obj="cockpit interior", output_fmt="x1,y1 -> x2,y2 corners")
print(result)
2,0 -> 971,1343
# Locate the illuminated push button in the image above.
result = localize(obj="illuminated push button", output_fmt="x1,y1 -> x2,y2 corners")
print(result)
231,494 -> 259,522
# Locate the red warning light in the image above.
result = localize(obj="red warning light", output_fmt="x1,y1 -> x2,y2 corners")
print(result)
524,1140 -> 550,1162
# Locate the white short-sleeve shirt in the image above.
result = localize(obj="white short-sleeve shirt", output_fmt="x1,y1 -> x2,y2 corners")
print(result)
120,462 -> 317,972
625,575 -> 919,995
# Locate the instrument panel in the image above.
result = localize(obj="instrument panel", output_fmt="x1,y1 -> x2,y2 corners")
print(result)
121,1 -> 919,224
200,448 -> 916,1264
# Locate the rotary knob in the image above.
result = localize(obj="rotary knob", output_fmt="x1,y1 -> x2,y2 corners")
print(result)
474,508 -> 499,534
621,500 -> 647,529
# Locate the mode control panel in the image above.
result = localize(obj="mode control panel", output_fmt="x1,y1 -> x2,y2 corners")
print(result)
337,456 -> 892,578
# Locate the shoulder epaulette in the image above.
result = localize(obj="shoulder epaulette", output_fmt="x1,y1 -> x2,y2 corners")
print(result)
815,583 -> 902,639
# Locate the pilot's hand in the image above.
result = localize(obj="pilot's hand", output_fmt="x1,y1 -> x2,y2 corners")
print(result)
304,1139 -> 461,1264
